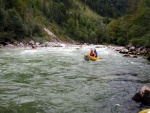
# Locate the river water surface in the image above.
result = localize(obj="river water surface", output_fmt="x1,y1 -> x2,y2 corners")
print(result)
0,45 -> 150,113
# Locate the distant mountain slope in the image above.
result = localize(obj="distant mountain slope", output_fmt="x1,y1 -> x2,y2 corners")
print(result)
0,0 -> 149,47
106,0 -> 150,47
0,0 -> 103,44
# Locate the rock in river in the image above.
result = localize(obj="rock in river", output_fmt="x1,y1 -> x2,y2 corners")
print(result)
132,86 -> 150,105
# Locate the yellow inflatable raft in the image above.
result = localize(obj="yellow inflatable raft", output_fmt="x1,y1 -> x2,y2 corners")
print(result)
84,53 -> 102,61
88,54 -> 101,61
86,53 -> 101,61
139,109 -> 150,113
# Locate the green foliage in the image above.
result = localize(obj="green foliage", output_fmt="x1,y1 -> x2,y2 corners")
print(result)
0,32 -> 15,41
6,9 -> 28,38
126,0 -> 150,46
0,8 -> 28,42
80,0 -> 128,18
105,0 -> 150,46
117,37 -> 126,46
0,8 -> 6,31
106,19 -> 119,44
67,17 -> 76,33
0,0 -> 105,43
130,38 -> 145,46
143,34 -> 150,47
131,34 -> 150,47
0,0 -> 149,47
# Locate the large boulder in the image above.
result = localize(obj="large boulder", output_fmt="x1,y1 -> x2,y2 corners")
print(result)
129,46 -> 135,52
132,86 -> 150,105
141,48 -> 148,54
119,48 -> 129,54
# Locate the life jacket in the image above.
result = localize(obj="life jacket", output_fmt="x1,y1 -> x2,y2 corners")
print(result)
90,51 -> 95,57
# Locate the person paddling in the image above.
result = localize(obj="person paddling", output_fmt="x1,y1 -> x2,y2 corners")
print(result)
94,49 -> 98,57
90,49 -> 95,57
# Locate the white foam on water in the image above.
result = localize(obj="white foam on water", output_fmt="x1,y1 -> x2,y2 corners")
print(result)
20,49 -> 39,54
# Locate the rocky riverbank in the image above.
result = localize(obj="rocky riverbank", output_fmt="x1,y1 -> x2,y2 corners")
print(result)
108,44 -> 150,61
0,40 -> 78,49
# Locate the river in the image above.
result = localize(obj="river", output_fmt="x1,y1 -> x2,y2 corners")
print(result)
0,45 -> 150,113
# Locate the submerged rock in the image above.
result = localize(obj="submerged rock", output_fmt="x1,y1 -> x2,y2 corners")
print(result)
84,54 -> 90,61
132,86 -> 150,105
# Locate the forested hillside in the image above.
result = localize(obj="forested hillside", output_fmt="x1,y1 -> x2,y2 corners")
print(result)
80,0 -> 128,18
0,0 -> 104,44
106,0 -> 150,46
0,0 -> 150,47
